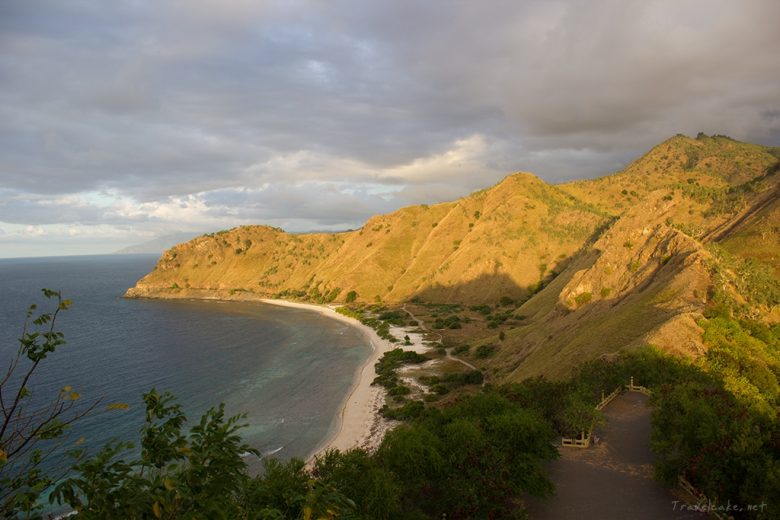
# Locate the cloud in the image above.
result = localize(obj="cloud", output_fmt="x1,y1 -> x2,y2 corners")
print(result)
0,0 -> 778,255
24,225 -> 45,237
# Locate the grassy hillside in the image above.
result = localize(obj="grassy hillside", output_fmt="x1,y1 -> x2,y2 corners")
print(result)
560,134 -> 779,213
713,164 -> 780,276
127,173 -> 607,304
483,192 -> 713,381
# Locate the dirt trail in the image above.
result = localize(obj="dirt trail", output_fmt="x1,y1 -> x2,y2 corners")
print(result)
401,305 -> 480,373
526,392 -> 705,519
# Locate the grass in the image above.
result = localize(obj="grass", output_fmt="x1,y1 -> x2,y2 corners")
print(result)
508,285 -> 674,381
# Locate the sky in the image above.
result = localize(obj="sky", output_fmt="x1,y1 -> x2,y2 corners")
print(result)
1,0 -> 779,257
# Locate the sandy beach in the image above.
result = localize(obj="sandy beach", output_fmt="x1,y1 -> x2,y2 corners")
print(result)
259,299 -> 429,461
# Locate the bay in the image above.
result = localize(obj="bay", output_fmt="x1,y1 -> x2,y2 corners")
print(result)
0,254 -> 369,480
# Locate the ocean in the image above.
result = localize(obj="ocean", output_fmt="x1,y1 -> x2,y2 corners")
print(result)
0,254 -> 369,481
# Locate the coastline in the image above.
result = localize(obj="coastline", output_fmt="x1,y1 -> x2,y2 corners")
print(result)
258,299 -> 400,461
124,289 -> 430,461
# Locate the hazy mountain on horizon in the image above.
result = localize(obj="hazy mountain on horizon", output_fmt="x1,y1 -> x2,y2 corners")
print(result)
114,232 -> 203,255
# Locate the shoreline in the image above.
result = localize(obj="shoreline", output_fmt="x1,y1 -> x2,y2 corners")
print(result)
258,299 -> 400,461
125,290 -> 429,462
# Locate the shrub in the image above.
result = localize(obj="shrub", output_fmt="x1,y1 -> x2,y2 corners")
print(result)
380,400 -> 425,420
475,344 -> 497,359
388,385 -> 411,397
574,292 -> 592,306
469,304 -> 492,315
432,315 -> 462,329
452,345 -> 470,355
462,370 -> 484,385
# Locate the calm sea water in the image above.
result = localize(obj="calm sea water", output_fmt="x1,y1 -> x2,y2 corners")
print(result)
0,254 -> 369,476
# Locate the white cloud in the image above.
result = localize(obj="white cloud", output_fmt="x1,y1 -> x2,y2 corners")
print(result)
24,225 -> 45,237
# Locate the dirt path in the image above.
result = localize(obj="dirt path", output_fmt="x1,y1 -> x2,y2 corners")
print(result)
526,392 -> 705,519
401,305 -> 481,373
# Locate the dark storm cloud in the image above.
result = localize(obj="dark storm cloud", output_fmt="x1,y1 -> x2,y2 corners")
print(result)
1,0 -> 779,254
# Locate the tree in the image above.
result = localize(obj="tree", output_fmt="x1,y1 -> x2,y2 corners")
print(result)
312,449 -> 400,519
0,289 -> 98,518
376,393 -> 557,519
53,390 -> 257,518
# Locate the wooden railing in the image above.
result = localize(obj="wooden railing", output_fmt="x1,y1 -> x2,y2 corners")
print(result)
561,377 -> 650,449
678,476 -> 732,520
595,387 -> 622,411
626,376 -> 652,396
561,430 -> 592,448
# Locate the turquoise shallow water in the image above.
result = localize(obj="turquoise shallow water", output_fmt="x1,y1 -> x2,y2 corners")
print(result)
0,254 -> 369,477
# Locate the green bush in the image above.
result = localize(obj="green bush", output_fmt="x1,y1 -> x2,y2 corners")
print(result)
380,400 -> 425,421
452,344 -> 470,355
373,349 -> 428,391
475,344 -> 497,359
574,292 -> 592,306
432,315 -> 462,329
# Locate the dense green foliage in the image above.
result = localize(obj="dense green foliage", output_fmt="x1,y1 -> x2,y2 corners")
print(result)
40,390 -> 557,520
376,310 -> 407,326
655,313 -> 780,515
474,344 -> 497,359
54,390 -> 255,519
431,315 -> 462,329
707,245 -> 780,317
335,306 -> 399,342
374,393 -> 557,519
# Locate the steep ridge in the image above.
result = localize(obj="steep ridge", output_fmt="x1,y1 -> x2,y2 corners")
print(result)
126,173 -> 607,304
483,160 -> 780,381
488,192 -> 713,381
560,134 -> 780,235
